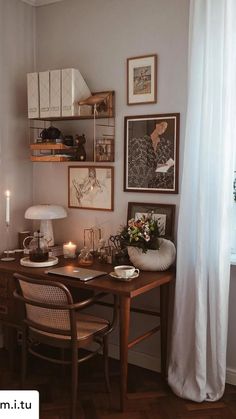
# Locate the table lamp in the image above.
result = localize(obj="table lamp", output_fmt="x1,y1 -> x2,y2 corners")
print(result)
25,205 -> 67,246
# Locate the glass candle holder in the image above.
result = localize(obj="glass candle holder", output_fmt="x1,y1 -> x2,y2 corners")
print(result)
78,247 -> 93,266
63,242 -> 77,258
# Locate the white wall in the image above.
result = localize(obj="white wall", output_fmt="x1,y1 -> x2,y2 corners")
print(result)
33,0 -> 189,369
0,0 -> 35,251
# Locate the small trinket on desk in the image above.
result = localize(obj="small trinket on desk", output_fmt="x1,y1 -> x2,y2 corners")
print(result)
78,247 -> 93,266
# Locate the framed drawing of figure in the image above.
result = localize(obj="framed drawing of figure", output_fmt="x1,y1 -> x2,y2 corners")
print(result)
68,166 -> 114,211
124,113 -> 180,194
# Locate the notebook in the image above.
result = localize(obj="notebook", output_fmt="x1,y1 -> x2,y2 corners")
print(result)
46,265 -> 107,282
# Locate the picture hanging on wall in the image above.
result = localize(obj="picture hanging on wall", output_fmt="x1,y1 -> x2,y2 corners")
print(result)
127,54 -> 157,105
127,202 -> 176,241
124,113 -> 180,193
68,166 -> 114,211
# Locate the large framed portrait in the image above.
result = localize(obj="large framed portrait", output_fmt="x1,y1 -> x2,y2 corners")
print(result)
127,202 -> 175,241
68,166 -> 114,211
124,113 -> 180,194
127,54 -> 157,105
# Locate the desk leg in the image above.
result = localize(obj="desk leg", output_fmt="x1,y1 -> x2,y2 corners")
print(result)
119,296 -> 130,411
160,282 -> 170,379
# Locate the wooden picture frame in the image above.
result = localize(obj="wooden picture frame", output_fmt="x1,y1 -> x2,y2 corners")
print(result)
124,113 -> 180,194
68,166 -> 114,211
127,202 -> 175,241
127,54 -> 157,105
95,138 -> 114,162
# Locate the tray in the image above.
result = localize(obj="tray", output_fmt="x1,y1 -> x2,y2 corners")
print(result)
20,256 -> 59,268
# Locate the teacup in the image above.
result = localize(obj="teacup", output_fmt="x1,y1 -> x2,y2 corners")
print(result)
114,265 -> 139,279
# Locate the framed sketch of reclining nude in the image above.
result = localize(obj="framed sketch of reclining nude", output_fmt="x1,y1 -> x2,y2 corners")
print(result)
68,166 -> 114,211
124,113 -> 180,194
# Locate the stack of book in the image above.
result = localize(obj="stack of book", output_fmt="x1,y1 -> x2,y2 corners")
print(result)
49,244 -> 64,257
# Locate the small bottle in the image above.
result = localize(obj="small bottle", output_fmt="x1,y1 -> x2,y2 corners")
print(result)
97,238 -> 106,256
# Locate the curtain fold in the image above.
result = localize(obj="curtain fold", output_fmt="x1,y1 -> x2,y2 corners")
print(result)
168,0 -> 236,402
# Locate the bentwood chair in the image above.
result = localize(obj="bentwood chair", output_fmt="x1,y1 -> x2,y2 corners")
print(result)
13,273 -> 118,419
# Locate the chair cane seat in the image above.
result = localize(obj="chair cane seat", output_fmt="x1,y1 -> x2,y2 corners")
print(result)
13,273 -> 118,419
29,313 -> 109,341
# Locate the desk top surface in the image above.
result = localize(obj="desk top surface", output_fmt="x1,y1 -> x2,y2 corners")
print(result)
0,256 -> 175,298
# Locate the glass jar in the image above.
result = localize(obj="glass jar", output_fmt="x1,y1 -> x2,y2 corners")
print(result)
78,247 -> 93,266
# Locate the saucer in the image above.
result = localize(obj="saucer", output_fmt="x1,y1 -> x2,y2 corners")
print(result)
109,271 -> 139,281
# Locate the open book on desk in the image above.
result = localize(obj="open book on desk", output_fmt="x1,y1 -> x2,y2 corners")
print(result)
155,158 -> 174,173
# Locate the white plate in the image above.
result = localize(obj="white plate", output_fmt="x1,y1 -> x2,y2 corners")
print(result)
20,256 -> 58,268
109,271 -> 139,281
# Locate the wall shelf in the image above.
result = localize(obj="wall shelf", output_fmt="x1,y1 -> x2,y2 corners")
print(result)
30,91 -> 115,121
30,143 -> 73,161
31,155 -> 70,162
29,91 -> 115,163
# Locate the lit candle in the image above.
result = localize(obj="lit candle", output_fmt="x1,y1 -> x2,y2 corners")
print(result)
5,190 -> 10,225
63,242 -> 77,258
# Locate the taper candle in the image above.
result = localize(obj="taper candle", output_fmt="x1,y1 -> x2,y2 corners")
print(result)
5,190 -> 10,225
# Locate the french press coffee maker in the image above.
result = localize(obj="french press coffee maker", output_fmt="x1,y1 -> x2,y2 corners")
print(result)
23,230 -> 49,263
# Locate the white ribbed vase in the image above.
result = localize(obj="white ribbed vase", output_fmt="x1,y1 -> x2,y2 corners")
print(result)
127,239 -> 176,271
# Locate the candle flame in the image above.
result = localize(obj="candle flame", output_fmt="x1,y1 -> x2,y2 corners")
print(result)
5,190 -> 10,197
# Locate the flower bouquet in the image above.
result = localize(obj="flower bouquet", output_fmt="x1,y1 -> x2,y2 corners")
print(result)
120,214 -> 160,253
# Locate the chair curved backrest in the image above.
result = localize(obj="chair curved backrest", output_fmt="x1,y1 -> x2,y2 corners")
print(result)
13,272 -> 118,419
14,273 -> 76,338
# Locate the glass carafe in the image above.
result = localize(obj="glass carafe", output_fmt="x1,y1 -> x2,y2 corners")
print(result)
23,230 -> 49,263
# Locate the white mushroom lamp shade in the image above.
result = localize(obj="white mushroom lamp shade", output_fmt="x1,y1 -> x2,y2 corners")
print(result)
24,205 -> 67,246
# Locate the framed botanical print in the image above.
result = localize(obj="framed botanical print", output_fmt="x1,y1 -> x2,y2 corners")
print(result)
127,202 -> 175,241
127,54 -> 157,105
124,113 -> 180,194
68,166 -> 114,211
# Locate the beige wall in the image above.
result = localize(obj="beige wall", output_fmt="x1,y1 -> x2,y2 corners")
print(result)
33,0 -> 189,369
0,0 -> 35,251
2,0 -> 235,380
34,0 -> 189,246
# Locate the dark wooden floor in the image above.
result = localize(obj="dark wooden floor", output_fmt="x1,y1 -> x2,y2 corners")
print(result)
0,348 -> 236,419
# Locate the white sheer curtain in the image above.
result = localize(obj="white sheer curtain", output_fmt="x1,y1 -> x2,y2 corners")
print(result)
168,0 -> 236,402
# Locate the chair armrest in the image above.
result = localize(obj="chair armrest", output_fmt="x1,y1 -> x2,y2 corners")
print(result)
71,292 -> 108,310
73,292 -> 118,335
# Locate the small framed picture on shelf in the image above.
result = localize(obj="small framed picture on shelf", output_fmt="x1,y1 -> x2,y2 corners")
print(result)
124,113 -> 180,194
95,138 -> 114,162
127,54 -> 157,105
127,202 -> 175,241
68,166 -> 114,211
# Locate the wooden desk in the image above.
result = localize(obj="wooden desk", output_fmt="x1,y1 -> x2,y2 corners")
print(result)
0,256 -> 174,411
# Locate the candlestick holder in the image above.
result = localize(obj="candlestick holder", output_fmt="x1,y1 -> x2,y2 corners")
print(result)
1,223 -> 15,262
84,227 -> 102,254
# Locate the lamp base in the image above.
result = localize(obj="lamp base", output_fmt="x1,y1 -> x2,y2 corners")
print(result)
40,220 -> 54,246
